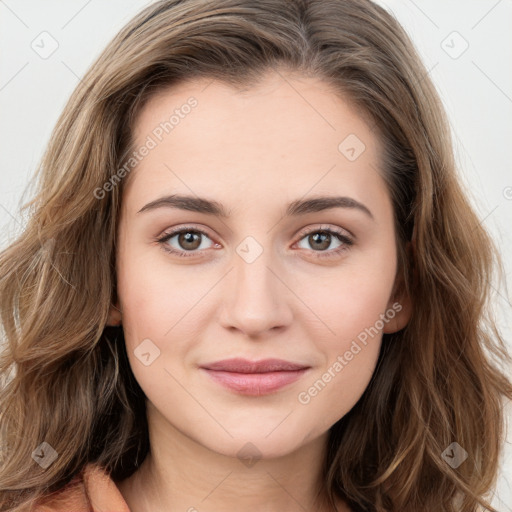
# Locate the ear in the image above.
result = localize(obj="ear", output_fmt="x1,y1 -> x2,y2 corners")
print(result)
383,241 -> 413,334
107,299 -> 123,326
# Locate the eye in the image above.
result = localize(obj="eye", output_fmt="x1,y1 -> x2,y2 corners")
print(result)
156,224 -> 354,259
156,226 -> 216,258
294,225 -> 354,259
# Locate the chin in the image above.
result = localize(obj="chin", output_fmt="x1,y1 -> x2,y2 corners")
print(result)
206,435 -> 306,462
189,415 -> 323,462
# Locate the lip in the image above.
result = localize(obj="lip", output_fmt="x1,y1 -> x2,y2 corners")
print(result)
200,358 -> 311,396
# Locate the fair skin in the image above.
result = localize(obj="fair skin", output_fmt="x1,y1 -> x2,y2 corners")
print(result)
111,70 -> 411,512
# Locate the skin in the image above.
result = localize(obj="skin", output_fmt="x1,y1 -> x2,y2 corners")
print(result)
111,69 -> 411,512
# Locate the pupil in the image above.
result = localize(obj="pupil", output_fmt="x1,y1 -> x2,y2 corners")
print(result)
181,231 -> 200,249
311,232 -> 330,250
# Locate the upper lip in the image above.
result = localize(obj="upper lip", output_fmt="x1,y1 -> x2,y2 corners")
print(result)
200,358 -> 310,373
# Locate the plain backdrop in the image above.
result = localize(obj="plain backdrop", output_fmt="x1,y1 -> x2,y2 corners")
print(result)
0,0 -> 511,509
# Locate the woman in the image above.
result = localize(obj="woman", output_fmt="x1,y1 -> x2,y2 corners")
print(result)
1,0 -> 511,511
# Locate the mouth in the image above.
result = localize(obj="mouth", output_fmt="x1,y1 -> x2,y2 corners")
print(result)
199,358 -> 311,396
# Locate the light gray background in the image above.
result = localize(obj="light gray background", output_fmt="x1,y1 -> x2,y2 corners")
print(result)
0,0 -> 510,508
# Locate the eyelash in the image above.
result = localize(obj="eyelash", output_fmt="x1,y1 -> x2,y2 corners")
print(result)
155,224 -> 354,260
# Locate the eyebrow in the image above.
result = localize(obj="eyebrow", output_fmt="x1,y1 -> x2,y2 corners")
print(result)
137,194 -> 374,219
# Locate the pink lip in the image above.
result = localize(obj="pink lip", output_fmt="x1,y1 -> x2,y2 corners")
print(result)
200,358 -> 310,396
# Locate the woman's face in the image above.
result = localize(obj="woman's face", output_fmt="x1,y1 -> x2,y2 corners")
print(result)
114,70 -> 410,459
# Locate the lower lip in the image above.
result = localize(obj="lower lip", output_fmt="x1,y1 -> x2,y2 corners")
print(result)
201,368 -> 309,396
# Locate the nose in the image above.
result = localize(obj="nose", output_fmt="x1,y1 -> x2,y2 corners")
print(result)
218,246 -> 293,339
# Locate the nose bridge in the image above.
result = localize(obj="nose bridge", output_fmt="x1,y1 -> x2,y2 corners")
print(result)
219,234 -> 292,335
235,237 -> 276,295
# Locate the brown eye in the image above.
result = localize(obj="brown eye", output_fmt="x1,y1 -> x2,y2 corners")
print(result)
157,227 -> 215,257
295,226 -> 354,260
177,231 -> 202,251
307,231 -> 332,251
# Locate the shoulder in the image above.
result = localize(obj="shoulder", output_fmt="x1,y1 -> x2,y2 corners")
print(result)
32,463 -> 131,512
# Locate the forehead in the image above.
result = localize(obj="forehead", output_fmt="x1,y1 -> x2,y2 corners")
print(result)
123,71 -> 388,216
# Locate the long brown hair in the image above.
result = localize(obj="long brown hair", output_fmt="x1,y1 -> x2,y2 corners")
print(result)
1,1 -> 511,510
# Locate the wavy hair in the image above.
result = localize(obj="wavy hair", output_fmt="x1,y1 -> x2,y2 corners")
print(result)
1,0 -> 511,510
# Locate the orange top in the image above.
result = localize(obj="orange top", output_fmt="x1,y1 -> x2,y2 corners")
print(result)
33,464 -> 131,512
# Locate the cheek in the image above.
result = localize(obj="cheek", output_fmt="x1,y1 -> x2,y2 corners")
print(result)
116,242 -> 216,393
116,240 -> 199,343
116,255 -> 197,403
292,252 -> 395,424
296,249 -> 396,345
296,343 -> 380,438
295,271 -> 390,430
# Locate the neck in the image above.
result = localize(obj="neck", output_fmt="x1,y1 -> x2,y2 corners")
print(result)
116,404 -> 347,512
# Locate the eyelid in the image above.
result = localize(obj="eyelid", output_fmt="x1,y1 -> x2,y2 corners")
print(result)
156,224 -> 216,246
157,223 -> 353,242
294,223 -> 353,241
